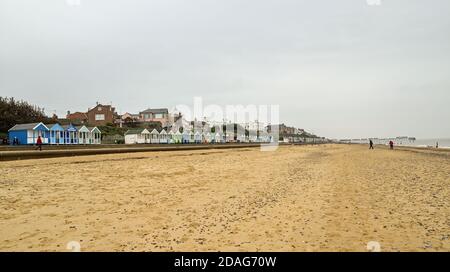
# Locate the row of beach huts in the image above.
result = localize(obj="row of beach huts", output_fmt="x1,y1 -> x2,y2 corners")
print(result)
124,128 -> 273,144
7,122 -> 273,145
8,122 -> 101,145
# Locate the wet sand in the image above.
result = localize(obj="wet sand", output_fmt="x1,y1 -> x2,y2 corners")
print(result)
0,144 -> 448,251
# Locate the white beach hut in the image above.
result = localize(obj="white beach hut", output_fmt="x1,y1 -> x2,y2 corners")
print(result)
142,128 -> 150,143
189,131 -> 195,143
205,132 -> 212,144
167,130 -> 174,144
248,131 -> 258,143
125,128 -> 148,144
194,131 -> 202,144
159,129 -> 168,144
214,132 -> 222,143
259,131 -> 270,143
226,132 -> 235,143
150,129 -> 160,144
237,133 -> 246,143
77,125 -> 91,145
89,127 -> 102,144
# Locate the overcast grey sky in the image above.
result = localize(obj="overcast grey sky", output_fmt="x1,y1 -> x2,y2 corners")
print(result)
1,0 -> 449,138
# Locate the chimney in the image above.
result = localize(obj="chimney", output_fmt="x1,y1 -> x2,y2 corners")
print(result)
67,110 -> 70,116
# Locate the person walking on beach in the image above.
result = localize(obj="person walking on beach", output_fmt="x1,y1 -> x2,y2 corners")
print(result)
389,140 -> 394,150
369,139 -> 374,149
35,136 -> 43,151
436,142 -> 439,148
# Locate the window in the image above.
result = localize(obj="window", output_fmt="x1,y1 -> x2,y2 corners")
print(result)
98,107 -> 102,111
95,114 -> 105,121
155,113 -> 163,119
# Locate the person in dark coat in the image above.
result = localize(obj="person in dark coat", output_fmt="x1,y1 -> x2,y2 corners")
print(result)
369,139 -> 374,149
389,140 -> 394,150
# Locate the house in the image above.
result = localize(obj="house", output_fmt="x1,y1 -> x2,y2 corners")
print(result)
8,122 -> 49,145
124,128 -> 150,144
62,124 -> 78,144
66,111 -> 88,124
86,103 -> 118,126
89,127 -> 102,144
121,112 -> 140,121
139,108 -> 169,127
46,123 -> 65,145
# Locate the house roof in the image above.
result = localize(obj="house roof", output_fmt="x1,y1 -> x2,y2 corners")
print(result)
121,112 -> 140,119
87,104 -> 116,114
67,112 -> 88,120
140,108 -> 168,114
8,122 -> 48,131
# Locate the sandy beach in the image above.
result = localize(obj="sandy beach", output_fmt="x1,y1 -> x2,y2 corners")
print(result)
0,144 -> 448,252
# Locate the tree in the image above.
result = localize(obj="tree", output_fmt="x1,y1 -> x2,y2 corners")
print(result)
0,97 -> 50,133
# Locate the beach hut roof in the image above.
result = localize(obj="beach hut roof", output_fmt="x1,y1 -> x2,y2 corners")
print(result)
194,131 -> 201,135
76,125 -> 90,133
88,127 -> 101,133
168,130 -> 174,135
8,122 -> 48,131
182,130 -> 190,135
160,129 -> 167,134
150,128 -> 159,134
141,128 -> 150,134
62,124 -> 77,131
175,131 -> 182,135
125,128 -> 146,135
45,123 -> 64,131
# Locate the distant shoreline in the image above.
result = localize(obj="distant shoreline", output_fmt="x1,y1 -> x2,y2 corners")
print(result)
340,138 -> 450,149
346,142 -> 450,153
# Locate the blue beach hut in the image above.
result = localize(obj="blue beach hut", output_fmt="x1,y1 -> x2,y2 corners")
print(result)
62,124 -> 78,144
8,122 -> 49,145
182,130 -> 190,144
46,123 -> 65,145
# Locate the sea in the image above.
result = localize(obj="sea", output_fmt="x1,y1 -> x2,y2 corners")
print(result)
342,138 -> 450,149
